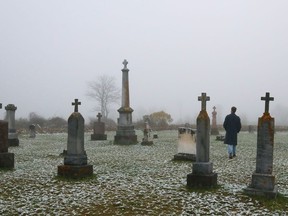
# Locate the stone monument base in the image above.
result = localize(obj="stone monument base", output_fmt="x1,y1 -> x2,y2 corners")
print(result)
8,138 -> 19,147
114,135 -> 138,145
141,140 -> 153,146
57,164 -> 93,179
0,152 -> 14,169
187,172 -> 218,188
243,172 -> 277,198
91,134 -> 107,141
174,153 -> 196,161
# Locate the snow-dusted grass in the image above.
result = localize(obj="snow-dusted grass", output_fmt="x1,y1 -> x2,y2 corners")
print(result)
0,130 -> 287,215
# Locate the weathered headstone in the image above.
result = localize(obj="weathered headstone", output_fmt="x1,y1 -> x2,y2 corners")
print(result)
0,120 -> 15,169
58,99 -> 93,178
187,93 -> 217,187
174,126 -> 196,161
244,92 -> 277,198
91,113 -> 107,140
5,104 -> 19,146
114,60 -> 138,144
141,122 -> 153,145
29,124 -> 36,138
211,106 -> 219,135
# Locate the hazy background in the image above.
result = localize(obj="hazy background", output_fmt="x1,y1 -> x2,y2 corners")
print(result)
1,0 -> 288,125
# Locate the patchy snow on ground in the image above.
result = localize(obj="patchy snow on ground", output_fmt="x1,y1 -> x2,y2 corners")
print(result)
0,130 -> 287,215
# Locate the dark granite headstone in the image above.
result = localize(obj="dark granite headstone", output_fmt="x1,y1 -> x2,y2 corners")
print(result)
5,104 -> 19,146
187,93 -> 217,187
114,60 -> 137,145
0,120 -> 15,169
91,113 -> 107,140
244,92 -> 277,198
58,99 -> 93,178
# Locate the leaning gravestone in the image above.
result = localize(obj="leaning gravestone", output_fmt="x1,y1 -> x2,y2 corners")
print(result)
91,113 -> 107,140
244,92 -> 277,198
114,59 -> 137,144
0,120 -> 15,169
187,93 -> 217,187
58,99 -> 93,178
5,104 -> 19,146
174,126 -> 196,161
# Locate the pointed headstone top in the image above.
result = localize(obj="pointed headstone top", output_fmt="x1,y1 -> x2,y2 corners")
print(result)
122,59 -> 128,69
198,93 -> 210,111
72,99 -> 81,112
261,92 -> 274,114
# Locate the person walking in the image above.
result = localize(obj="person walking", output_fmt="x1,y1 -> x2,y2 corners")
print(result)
223,106 -> 241,159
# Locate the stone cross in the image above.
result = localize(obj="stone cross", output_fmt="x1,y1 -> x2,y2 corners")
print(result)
97,112 -> 102,122
213,106 -> 216,112
198,93 -> 210,111
72,99 -> 81,112
123,59 -> 128,69
261,92 -> 274,113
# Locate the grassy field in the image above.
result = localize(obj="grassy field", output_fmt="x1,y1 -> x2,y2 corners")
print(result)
0,130 -> 287,215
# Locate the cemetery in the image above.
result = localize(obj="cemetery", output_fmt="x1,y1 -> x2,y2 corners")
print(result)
0,61 -> 287,215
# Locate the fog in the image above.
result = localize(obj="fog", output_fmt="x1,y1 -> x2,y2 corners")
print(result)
1,1 -> 288,125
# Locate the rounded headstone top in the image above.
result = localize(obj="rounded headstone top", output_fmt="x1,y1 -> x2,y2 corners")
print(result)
5,104 -> 17,111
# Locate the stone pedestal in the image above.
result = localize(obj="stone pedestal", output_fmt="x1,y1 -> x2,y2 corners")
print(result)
114,60 -> 138,145
187,93 -> 217,188
58,100 -> 93,179
5,104 -> 19,147
0,121 -> 14,169
244,110 -> 277,198
91,113 -> 107,141
91,121 -> 107,140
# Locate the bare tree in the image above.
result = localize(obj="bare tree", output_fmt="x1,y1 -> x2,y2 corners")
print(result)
87,75 -> 120,119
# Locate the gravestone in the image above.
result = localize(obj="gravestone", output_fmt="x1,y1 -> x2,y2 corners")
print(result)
91,113 -> 107,140
5,104 -> 19,146
187,93 -> 217,187
0,120 -> 15,169
29,124 -> 36,138
244,92 -> 277,198
141,122 -> 153,145
211,106 -> 219,135
58,99 -> 93,178
174,126 -> 196,161
114,60 -> 138,145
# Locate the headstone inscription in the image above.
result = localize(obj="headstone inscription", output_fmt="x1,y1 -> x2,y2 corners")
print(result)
0,120 -> 15,169
114,60 -> 138,144
174,126 -> 196,161
58,99 -> 93,178
91,112 -> 107,140
211,106 -> 219,135
244,92 -> 277,198
141,121 -> 153,145
187,93 -> 217,187
5,104 -> 19,146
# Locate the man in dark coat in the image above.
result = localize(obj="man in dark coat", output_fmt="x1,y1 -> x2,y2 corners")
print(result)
223,106 -> 241,159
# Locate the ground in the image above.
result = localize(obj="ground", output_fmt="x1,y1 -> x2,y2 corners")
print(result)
0,130 -> 287,215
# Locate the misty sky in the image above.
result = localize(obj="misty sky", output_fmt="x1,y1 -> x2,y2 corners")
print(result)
1,1 -> 288,125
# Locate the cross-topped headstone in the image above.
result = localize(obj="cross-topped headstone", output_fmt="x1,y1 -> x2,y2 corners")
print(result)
123,59 -> 128,69
213,106 -> 216,112
261,92 -> 274,113
72,99 -> 81,112
198,93 -> 210,111
97,112 -> 102,122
